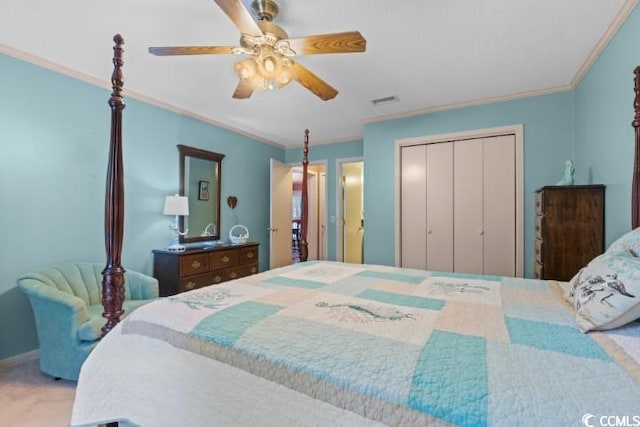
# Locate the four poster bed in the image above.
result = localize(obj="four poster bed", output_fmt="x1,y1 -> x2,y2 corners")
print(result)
72,36 -> 640,426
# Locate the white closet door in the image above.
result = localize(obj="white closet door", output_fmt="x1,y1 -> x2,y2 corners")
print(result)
483,135 -> 516,276
454,138 -> 483,274
426,142 -> 454,272
401,145 -> 427,269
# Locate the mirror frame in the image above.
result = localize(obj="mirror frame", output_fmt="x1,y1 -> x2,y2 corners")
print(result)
178,144 -> 225,244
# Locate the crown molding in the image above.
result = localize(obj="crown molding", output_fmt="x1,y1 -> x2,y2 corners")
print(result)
0,44 -> 285,150
364,84 -> 573,125
571,0 -> 639,87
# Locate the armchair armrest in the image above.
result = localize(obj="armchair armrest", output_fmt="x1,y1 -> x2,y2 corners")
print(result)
18,279 -> 89,318
17,278 -> 91,340
125,270 -> 159,300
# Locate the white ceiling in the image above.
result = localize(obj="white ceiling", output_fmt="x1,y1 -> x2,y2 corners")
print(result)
0,0 -> 635,148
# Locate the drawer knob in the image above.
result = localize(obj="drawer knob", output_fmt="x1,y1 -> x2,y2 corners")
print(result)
222,256 -> 230,263
250,267 -> 256,273
246,252 -> 254,259
185,281 -> 196,290
191,260 -> 201,269
214,275 -> 223,283
230,272 -> 237,279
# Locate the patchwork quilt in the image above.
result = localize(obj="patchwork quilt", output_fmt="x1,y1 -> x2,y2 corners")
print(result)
122,261 -> 640,426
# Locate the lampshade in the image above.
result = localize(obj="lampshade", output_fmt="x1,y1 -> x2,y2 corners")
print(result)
234,46 -> 293,92
163,195 -> 189,216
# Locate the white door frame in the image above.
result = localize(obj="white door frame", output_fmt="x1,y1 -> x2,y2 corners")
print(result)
289,160 -> 328,261
319,172 -> 328,260
394,125 -> 524,277
336,157 -> 364,262
269,159 -> 294,269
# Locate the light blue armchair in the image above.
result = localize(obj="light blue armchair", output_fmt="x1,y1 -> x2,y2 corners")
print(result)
18,262 -> 159,381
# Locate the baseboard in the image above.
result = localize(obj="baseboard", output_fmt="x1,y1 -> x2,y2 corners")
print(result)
0,349 -> 39,370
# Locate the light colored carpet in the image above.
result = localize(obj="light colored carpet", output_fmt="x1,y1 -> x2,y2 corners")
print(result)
0,355 -> 76,427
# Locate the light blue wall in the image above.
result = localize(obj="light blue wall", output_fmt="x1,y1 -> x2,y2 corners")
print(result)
363,92 -> 576,276
285,140 -> 363,261
3,3 -> 638,362
574,4 -> 640,245
0,53 -> 283,359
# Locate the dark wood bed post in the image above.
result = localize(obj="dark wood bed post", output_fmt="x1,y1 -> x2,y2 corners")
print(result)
299,129 -> 310,262
632,66 -> 640,229
101,34 -> 127,337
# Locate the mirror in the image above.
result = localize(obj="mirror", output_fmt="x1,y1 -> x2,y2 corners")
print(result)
178,144 -> 224,244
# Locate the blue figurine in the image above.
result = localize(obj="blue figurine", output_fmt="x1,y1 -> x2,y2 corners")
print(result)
556,160 -> 575,186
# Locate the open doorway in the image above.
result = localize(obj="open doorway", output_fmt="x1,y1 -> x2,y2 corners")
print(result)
270,160 -> 327,269
337,159 -> 364,264
292,165 -> 326,263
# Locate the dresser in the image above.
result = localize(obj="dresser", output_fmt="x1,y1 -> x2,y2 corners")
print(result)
534,185 -> 605,281
153,243 -> 259,296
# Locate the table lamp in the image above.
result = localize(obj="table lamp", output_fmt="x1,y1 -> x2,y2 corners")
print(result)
163,194 -> 189,251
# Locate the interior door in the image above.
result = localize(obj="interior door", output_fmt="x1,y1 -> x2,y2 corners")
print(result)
483,135 -> 516,276
307,171 -> 319,260
319,172 -> 327,259
342,162 -> 364,264
269,159 -> 293,269
425,142 -> 454,272
401,145 -> 427,269
454,138 -> 484,274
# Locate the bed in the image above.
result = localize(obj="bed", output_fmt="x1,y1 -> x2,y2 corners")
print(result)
71,36 -> 640,427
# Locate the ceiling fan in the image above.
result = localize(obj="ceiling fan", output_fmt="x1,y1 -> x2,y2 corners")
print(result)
149,0 -> 367,101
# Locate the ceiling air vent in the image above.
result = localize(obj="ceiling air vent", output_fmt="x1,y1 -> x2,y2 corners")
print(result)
371,95 -> 399,106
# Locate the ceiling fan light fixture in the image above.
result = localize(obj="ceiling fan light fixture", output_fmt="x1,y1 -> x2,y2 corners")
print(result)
234,58 -> 257,80
256,47 -> 282,78
150,0 -> 365,100
234,46 -> 294,91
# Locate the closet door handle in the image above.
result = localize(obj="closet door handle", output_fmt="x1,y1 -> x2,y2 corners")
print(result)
427,229 -> 433,234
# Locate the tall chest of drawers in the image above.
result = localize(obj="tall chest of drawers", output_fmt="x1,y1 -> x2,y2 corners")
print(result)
153,243 -> 259,296
534,185 -> 605,281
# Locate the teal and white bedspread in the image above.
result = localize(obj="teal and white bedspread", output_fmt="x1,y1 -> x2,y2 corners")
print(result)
122,261 -> 640,426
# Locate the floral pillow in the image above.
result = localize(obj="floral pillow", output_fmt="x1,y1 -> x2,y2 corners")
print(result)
606,227 -> 640,256
567,249 -> 640,332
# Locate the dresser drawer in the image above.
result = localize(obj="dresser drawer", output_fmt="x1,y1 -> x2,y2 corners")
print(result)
154,243 -> 260,296
239,246 -> 258,264
225,262 -> 258,281
535,215 -> 545,239
210,249 -> 238,269
179,270 -> 226,292
535,192 -> 544,215
180,253 -> 210,276
534,238 -> 544,265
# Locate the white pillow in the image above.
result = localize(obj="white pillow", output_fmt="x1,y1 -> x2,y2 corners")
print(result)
606,227 -> 640,256
567,249 -> 640,332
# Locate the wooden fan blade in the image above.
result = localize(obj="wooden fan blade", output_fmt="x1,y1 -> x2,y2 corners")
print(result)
148,46 -> 235,56
233,80 -> 254,99
284,31 -> 366,55
214,0 -> 263,37
290,61 -> 338,101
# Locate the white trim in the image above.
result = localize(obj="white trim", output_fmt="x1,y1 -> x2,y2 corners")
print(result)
571,0 -> 639,87
394,124 -> 524,277
0,44 -> 285,150
0,350 -> 39,370
368,85 -> 572,125
299,135 -> 364,148
335,157 -> 364,262
1,0 -> 635,149
288,160 -> 329,261
367,0 -> 638,128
